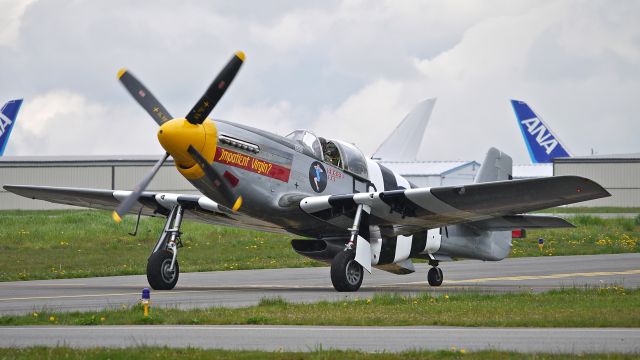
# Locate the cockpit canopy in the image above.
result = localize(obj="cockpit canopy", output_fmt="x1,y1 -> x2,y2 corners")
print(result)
286,130 -> 323,159
286,129 -> 369,179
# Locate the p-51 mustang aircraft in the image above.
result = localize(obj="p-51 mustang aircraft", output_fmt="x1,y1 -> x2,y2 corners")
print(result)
4,52 -> 610,292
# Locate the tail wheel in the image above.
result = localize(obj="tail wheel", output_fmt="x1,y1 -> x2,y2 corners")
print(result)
147,250 -> 179,290
330,250 -> 363,292
427,267 -> 443,286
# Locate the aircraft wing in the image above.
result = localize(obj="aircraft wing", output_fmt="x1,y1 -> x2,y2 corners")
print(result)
3,185 -> 287,233
300,175 -> 609,234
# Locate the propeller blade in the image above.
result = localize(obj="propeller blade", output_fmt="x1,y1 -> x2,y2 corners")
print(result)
185,51 -> 245,124
112,152 -> 170,223
118,68 -> 173,125
187,145 -> 242,211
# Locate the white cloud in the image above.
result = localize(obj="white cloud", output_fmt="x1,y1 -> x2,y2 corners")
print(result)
312,80 -> 407,155
249,12 -> 317,52
0,0 -> 36,48
219,100 -> 300,137
308,0 -> 640,162
9,90 -> 163,156
0,1 -> 638,163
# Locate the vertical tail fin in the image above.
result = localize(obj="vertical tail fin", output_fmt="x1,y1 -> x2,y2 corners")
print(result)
475,147 -> 512,183
0,99 -> 22,156
510,99 -> 571,164
372,98 -> 436,161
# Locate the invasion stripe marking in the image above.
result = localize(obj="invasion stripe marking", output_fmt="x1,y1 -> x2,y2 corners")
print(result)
378,163 -> 398,191
377,233 -> 397,265
404,188 -> 477,219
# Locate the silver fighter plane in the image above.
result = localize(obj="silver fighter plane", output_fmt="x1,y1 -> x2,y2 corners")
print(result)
4,52 -> 610,292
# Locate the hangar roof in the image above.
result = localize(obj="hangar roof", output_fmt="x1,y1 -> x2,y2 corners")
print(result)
0,155 -> 173,167
379,160 -> 479,176
554,153 -> 640,163
512,164 -> 553,178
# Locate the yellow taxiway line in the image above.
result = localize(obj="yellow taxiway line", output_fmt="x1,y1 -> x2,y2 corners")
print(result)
1,269 -> 638,302
389,269 -> 640,286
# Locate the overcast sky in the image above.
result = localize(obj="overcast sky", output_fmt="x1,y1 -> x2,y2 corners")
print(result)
1,0 -> 638,163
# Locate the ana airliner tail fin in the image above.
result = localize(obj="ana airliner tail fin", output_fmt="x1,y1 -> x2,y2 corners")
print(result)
510,100 -> 571,164
0,99 -> 22,156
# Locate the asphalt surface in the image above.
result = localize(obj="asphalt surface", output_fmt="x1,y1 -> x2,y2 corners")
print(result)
1,253 -> 639,354
1,253 -> 639,316
0,325 -> 638,354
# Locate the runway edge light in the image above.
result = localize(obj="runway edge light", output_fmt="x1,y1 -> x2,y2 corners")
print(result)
141,287 -> 151,317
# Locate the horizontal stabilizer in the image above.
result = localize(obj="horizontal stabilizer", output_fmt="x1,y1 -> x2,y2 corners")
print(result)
470,215 -> 574,231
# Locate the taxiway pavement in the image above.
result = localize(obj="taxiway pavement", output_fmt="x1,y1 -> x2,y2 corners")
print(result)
1,253 -> 639,315
1,325 -> 638,354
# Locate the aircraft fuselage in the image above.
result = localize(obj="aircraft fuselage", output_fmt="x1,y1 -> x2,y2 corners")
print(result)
185,119 -> 405,239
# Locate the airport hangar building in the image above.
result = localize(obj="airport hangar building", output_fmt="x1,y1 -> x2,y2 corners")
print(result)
0,154 -> 638,210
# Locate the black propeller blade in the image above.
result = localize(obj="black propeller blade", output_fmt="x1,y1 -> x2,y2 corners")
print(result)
185,51 -> 245,124
118,68 -> 173,126
187,145 -> 242,211
112,152 -> 170,223
114,51 -> 246,222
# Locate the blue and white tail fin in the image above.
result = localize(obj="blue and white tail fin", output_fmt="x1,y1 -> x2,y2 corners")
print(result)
0,99 -> 22,156
510,100 -> 571,164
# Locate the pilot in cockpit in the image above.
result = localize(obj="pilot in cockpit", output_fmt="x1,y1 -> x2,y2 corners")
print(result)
321,139 -> 342,168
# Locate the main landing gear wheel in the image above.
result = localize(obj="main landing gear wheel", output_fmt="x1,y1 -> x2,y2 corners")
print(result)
427,267 -> 443,287
147,250 -> 179,290
331,250 -> 363,292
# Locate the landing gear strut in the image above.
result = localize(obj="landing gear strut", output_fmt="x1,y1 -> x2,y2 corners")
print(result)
427,259 -> 443,287
331,203 -> 367,292
147,205 -> 184,290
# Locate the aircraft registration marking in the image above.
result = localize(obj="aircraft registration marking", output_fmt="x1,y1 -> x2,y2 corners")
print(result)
215,147 -> 291,182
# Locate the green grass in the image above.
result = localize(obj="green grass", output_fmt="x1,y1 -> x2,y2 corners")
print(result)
1,210 -> 639,281
2,288 -> 638,328
0,210 -> 321,282
0,347 -> 636,359
534,207 -> 640,214
511,215 -> 640,257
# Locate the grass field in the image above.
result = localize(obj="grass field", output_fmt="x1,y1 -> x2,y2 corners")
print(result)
0,347 -> 637,359
1,288 -> 638,328
0,210 -> 317,282
1,210 -> 639,281
535,206 -> 640,214
513,215 -> 640,257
